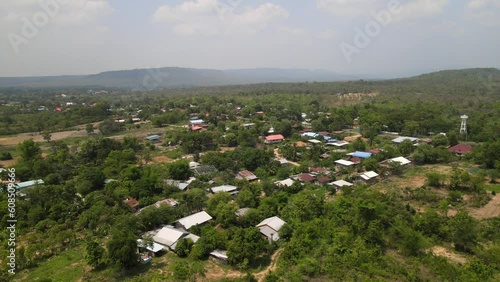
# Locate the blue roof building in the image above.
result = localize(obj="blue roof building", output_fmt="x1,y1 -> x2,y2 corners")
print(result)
145,135 -> 161,142
301,132 -> 319,138
351,151 -> 372,159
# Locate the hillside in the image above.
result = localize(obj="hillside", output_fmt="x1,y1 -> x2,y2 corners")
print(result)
0,67 -> 351,90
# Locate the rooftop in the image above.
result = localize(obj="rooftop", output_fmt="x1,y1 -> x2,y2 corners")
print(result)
177,211 -> 213,230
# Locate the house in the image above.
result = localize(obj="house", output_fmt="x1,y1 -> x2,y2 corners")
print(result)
392,136 -> 419,144
175,211 -> 213,230
326,140 -> 349,147
388,156 -> 412,166
152,226 -> 200,251
209,249 -> 229,264
265,134 -> 285,144
235,207 -> 250,217
145,134 -> 161,143
165,179 -> 190,191
136,198 -> 178,215
137,239 -> 164,256
334,159 -> 356,168
15,179 -> 44,191
192,165 -> 218,176
317,176 -> 332,184
301,132 -> 319,139
211,185 -> 239,195
358,171 -> 379,183
236,170 -> 259,181
330,180 -> 354,190
274,178 -> 295,187
349,151 -> 372,159
124,198 -> 140,210
448,144 -> 472,155
256,216 -> 286,242
295,173 -> 317,183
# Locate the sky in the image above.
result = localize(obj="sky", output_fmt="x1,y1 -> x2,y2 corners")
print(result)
0,0 -> 499,77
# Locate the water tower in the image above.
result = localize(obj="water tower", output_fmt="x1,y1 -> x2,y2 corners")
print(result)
460,115 -> 468,134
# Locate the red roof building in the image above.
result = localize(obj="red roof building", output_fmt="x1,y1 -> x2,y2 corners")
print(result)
265,134 -> 285,144
298,173 -> 317,183
448,144 -> 472,155
124,198 -> 139,209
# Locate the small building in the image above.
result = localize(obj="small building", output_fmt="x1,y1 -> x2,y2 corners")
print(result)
392,136 -> 419,144
330,180 -> 354,190
192,165 -> 218,176
15,179 -> 44,191
358,171 -> 379,183
308,139 -> 322,145
124,198 -> 140,210
296,173 -> 317,183
326,140 -> 349,147
235,207 -> 250,217
236,170 -> 259,181
165,180 -> 190,191
145,134 -> 161,143
265,134 -> 285,144
448,144 -> 472,155
209,249 -> 228,264
257,216 -> 286,242
211,185 -> 239,195
137,239 -> 164,257
152,226 -> 200,251
274,178 -> 295,187
175,211 -> 213,230
349,151 -> 372,159
301,132 -> 319,139
388,156 -> 412,166
334,159 -> 356,168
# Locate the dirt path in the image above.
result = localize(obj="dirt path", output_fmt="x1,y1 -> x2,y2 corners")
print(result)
431,246 -> 467,264
254,248 -> 284,282
273,148 -> 300,167
469,194 -> 500,219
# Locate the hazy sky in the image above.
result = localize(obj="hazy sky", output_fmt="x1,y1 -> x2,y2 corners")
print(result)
1,0 -> 499,77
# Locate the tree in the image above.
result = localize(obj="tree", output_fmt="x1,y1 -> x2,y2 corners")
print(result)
449,211 -> 478,252
106,229 -> 138,268
176,238 -> 194,258
207,192 -> 232,215
42,131 -> 52,143
86,240 -> 105,268
431,134 -> 449,147
227,228 -> 267,268
166,160 -> 191,180
398,139 -> 415,156
86,123 -> 95,135
18,139 -> 41,161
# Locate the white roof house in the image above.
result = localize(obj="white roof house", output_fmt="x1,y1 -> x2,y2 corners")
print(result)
137,239 -> 164,253
392,136 -> 419,144
389,156 -> 411,166
330,180 -> 354,188
359,171 -> 379,182
257,216 -> 286,242
274,178 -> 295,187
211,185 -> 238,194
335,159 -> 356,167
326,141 -> 349,147
176,211 -> 212,230
152,226 -> 200,251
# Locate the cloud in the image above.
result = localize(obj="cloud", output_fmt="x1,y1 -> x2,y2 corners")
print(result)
317,29 -> 337,40
393,0 -> 449,22
465,0 -> 500,26
316,0 -> 378,16
1,0 -> 114,25
467,0 -> 500,9
151,0 -> 289,35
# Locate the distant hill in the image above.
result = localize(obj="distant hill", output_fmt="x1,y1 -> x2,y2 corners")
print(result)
0,67 -> 355,90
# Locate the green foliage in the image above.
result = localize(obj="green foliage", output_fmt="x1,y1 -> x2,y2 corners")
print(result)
176,238 -> 194,258
166,159 -> 191,180
85,240 -> 105,268
106,229 -> 138,268
449,211 -> 478,252
227,228 -> 267,268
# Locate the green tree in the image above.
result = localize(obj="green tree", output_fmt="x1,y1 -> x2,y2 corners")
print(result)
85,240 -> 105,268
176,238 -> 194,258
167,160 -> 191,180
227,228 -> 267,268
106,229 -> 138,268
449,211 -> 478,251
18,139 -> 41,161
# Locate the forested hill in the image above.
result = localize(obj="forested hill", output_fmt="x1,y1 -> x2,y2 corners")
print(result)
0,67 -> 352,90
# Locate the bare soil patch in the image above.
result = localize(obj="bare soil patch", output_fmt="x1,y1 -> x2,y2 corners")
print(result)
431,246 -> 467,265
469,194 -> 500,219
0,130 -> 87,146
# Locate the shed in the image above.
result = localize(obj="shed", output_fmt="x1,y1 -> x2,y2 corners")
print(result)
335,159 -> 355,167
274,178 -> 295,187
145,135 -> 161,142
175,211 -> 212,230
209,249 -> 228,264
389,156 -> 412,166
211,185 -> 239,195
392,136 -> 419,144
330,180 -> 354,189
350,151 -> 372,159
359,171 -> 379,182
257,216 -> 286,242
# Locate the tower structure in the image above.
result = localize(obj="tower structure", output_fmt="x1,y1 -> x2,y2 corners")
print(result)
460,115 -> 468,134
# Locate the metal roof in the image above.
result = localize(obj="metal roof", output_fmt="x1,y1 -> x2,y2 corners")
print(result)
177,211 -> 212,230
211,185 -> 238,193
389,157 -> 411,166
16,179 -> 44,190
392,136 -> 419,143
335,159 -> 355,166
137,239 -> 165,253
330,180 -> 353,187
351,151 -> 372,159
